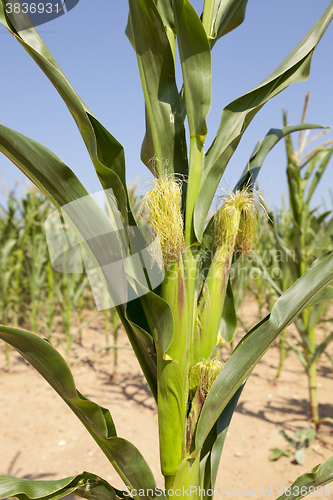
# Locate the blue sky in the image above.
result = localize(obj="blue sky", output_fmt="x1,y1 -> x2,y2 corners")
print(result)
1,0 -> 333,212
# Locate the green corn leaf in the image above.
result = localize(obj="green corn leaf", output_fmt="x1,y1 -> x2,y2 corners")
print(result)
140,290 -> 174,355
284,339 -> 308,371
294,447 -> 305,465
130,263 -> 186,478
303,148 -> 328,184
0,1 -> 132,223
68,475 -> 128,500
126,0 -> 178,174
0,122 -> 158,402
234,124 -> 326,191
312,216 -> 333,253
0,123 -> 88,208
275,457 -> 333,500
140,107 -> 157,176
302,282 -> 333,310
307,301 -> 327,332
0,326 -> 157,498
279,429 -> 297,449
195,251 -> 333,452
194,1 -> 333,241
0,472 -> 126,500
173,0 -> 211,142
295,428 -> 317,444
138,288 -> 178,470
127,0 -> 187,177
203,0 -> 249,47
305,146 -> 333,206
269,448 -> 292,461
312,210 -> 332,232
171,454 -> 200,497
173,0 -> 211,245
200,384 -> 244,493
155,0 -> 176,37
0,324 -> 117,441
125,317 -> 158,401
126,0 -> 176,54
284,120 -> 303,228
219,279 -> 238,343
309,330 -> 333,366
157,359 -> 186,477
161,259 -> 188,369
157,260 -> 188,476
86,114 -> 131,224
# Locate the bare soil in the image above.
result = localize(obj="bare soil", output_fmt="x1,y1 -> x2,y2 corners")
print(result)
1,298 -> 333,499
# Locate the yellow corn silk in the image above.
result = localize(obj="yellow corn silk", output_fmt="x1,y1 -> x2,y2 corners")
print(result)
145,175 -> 185,265
215,189 -> 258,254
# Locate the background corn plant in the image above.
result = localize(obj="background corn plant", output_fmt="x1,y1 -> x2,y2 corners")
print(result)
252,94 -> 333,428
0,189 -> 124,369
1,1 -> 333,500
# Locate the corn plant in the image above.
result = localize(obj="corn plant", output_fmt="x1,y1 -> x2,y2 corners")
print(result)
100,306 -> 126,375
20,191 -> 54,332
0,197 -> 25,368
0,190 -> 54,331
44,259 -> 56,336
2,2 -> 333,500
269,428 -> 317,466
254,95 -> 333,428
0,238 -> 18,369
54,271 -> 89,365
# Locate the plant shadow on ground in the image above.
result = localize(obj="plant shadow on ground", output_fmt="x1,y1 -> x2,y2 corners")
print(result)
3,452 -> 57,500
1,307 -> 333,493
4,452 -> 56,480
236,397 -> 333,431
88,369 -> 156,412
233,349 -> 333,454
3,454 -> 77,500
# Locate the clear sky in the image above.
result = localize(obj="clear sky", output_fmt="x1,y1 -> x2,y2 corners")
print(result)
1,0 -> 333,212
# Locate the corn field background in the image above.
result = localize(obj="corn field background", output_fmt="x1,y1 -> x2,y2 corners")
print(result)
2,0 -> 333,496
1,117 -> 333,492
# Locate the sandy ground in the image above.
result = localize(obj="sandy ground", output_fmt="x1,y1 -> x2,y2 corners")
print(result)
1,299 -> 333,499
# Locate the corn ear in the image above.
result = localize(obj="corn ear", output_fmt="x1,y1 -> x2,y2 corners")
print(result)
158,358 -> 185,477
186,358 -> 224,453
195,189 -> 257,360
158,257 -> 189,478
145,175 -> 189,477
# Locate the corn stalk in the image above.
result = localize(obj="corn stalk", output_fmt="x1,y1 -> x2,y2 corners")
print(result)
1,2 -> 333,499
